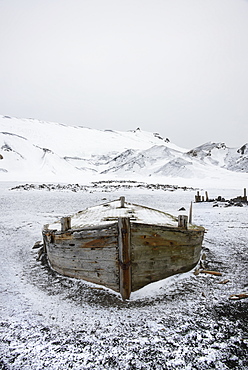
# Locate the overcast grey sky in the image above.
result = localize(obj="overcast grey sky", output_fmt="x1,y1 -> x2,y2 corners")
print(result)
0,0 -> 248,148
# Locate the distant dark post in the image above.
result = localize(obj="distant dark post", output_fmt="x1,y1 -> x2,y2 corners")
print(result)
244,188 -> 247,201
195,191 -> 201,202
118,217 -> 131,300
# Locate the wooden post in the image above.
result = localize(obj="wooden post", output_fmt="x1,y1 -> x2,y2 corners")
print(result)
120,196 -> 125,208
195,191 -> 201,202
189,202 -> 193,224
244,188 -> 247,201
118,217 -> 131,300
205,191 -> 209,201
61,216 -> 71,232
178,215 -> 188,229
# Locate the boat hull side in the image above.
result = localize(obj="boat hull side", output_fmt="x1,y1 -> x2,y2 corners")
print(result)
130,223 -> 204,291
42,221 -> 204,298
43,224 -> 120,292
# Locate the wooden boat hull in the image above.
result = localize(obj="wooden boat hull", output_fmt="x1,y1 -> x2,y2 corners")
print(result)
43,218 -> 204,299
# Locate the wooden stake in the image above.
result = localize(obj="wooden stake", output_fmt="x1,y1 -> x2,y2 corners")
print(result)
195,191 -> 201,202
120,196 -> 125,208
189,202 -> 193,224
118,217 -> 131,300
244,188 -> 247,202
178,215 -> 188,229
61,216 -> 71,232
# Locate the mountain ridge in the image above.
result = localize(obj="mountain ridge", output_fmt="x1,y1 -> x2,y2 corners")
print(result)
0,115 -> 247,184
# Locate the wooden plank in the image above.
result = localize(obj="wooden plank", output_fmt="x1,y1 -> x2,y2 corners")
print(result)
47,253 -> 119,271
52,224 -> 118,240
47,245 -> 118,261
131,223 -> 204,244
49,261 -> 119,291
54,235 -> 118,249
118,217 -> 131,300
73,225 -> 118,239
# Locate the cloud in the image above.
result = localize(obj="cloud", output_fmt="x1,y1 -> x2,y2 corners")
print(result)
0,0 -> 248,148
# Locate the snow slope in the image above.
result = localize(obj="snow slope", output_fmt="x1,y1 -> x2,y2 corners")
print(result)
0,115 -> 247,186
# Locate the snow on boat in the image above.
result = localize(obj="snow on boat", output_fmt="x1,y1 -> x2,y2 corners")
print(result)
42,197 -> 205,300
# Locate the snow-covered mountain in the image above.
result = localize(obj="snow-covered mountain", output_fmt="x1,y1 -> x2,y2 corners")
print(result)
0,115 -> 247,185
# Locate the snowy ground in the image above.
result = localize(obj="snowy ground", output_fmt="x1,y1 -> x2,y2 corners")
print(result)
0,181 -> 247,370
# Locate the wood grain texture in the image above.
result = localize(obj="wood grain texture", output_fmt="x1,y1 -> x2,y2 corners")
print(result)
130,222 -> 204,291
118,217 -> 131,300
43,218 -> 204,298
43,223 -> 120,292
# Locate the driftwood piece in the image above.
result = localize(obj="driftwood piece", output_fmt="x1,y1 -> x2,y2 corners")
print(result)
229,293 -> 248,300
200,270 -> 222,276
218,279 -> 230,284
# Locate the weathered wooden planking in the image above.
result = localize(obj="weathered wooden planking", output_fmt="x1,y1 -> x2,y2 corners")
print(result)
47,251 -> 119,271
48,261 -> 119,291
131,223 -> 203,247
42,207 -> 205,299
131,262 -> 198,291
44,223 -> 120,292
52,224 -> 118,239
48,253 -> 119,277
52,235 -> 118,250
47,248 -> 119,291
131,243 -> 202,262
47,244 -> 118,261
43,224 -> 118,249
130,222 -> 204,291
